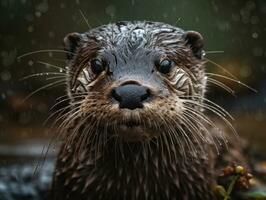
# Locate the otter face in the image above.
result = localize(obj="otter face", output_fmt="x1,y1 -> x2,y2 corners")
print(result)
63,21 -> 206,143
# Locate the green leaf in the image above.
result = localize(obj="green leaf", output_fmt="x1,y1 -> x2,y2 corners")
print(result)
245,191 -> 266,199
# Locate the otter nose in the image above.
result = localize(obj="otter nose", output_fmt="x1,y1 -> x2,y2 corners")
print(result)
111,84 -> 151,110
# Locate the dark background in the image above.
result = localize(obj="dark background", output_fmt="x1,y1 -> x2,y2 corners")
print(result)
0,0 -> 266,161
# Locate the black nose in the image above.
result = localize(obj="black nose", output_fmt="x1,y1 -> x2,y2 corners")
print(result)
111,83 -> 151,110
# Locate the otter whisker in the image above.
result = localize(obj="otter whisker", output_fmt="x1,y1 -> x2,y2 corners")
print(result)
206,77 -> 236,96
181,95 -> 234,120
184,99 -> 232,122
103,115 -> 109,156
183,99 -> 229,123
151,108 -> 186,158
54,92 -> 98,106
56,114 -> 80,142
20,72 -> 67,81
205,50 -> 224,54
55,94 -> 70,101
179,115 -> 209,155
158,96 -> 207,157
45,96 -> 87,127
51,58 -> 68,63
76,117 -> 97,158
179,96 -> 231,150
49,97 -> 71,111
183,100 -> 238,139
44,103 -> 75,126
182,104 -> 214,126
161,113 -> 187,160
205,58 -> 238,80
184,109 -> 228,149
176,121 -> 201,158
148,109 -> 175,162
49,94 -> 88,113
37,61 -> 71,74
112,120 -> 119,168
45,76 -> 67,81
164,126 -> 178,161
94,111 -> 106,160
79,9 -> 91,29
174,121 -> 198,158
69,101 -> 109,160
33,133 -> 57,175
181,112 -> 221,154
56,107 -> 82,133
17,49 -> 76,59
37,104 -> 83,173
36,99 -> 84,173
179,113 -> 207,144
144,109 -> 165,160
70,115 -> 91,153
22,79 -> 66,102
206,72 -> 257,92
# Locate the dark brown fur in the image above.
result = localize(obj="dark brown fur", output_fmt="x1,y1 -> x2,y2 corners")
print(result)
51,21 -> 247,200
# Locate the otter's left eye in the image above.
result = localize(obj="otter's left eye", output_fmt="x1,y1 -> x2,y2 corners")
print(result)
157,59 -> 174,74
90,59 -> 105,75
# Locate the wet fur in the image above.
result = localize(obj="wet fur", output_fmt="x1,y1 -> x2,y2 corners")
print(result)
50,21 -> 246,200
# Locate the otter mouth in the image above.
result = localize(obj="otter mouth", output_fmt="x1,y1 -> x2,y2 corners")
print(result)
121,121 -> 142,128
115,121 -> 156,142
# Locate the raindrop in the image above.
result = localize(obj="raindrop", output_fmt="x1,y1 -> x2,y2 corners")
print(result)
217,21 -> 230,32
1,71 -> 11,81
1,93 -> 6,100
35,11 -> 42,18
28,60 -> 34,66
246,1 -> 256,10
27,25 -> 34,33
48,31 -> 55,38
252,47 -> 263,57
252,32 -> 258,39
31,39 -> 36,45
105,5 -> 116,18
1,49 -> 17,66
36,0 -> 49,13
163,13 -> 168,19
60,3 -> 66,9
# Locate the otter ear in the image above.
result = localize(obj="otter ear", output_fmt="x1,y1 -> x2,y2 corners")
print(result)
183,31 -> 204,59
63,32 -> 83,59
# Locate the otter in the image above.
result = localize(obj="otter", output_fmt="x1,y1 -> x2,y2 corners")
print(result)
50,21 -> 247,200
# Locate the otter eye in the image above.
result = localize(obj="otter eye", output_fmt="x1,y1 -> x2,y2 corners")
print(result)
157,59 -> 173,74
90,59 -> 105,74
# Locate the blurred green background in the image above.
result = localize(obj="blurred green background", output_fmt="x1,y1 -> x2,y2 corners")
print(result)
0,0 -> 266,160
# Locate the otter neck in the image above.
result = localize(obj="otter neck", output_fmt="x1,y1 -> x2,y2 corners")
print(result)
54,136 -> 216,200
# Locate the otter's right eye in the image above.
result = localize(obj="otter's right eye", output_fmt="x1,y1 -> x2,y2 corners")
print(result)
90,59 -> 105,75
157,59 -> 174,74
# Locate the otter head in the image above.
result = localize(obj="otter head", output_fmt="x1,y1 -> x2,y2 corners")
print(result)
62,21 -> 206,145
